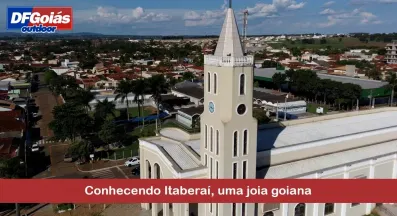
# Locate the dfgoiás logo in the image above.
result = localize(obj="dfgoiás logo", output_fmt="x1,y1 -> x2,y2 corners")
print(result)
7,7 -> 73,33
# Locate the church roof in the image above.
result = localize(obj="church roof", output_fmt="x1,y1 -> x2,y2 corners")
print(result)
214,8 -> 244,57
256,110 -> 397,151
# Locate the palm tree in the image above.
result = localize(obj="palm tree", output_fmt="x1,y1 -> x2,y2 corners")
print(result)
74,89 -> 95,112
94,98 -> 116,123
386,71 -> 397,106
115,80 -> 133,120
147,75 -> 169,132
131,79 -> 147,124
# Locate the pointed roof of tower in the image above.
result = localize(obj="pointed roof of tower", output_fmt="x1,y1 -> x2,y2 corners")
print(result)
214,7 -> 244,57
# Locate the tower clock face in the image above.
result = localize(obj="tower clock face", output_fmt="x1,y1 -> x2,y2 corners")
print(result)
209,102 -> 215,113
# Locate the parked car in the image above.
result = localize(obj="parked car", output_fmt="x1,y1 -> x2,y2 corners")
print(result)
31,143 -> 40,152
131,167 -> 140,176
124,156 -> 140,167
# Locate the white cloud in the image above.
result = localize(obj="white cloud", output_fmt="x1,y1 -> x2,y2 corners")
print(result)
88,6 -> 171,24
319,8 -> 336,15
182,0 -> 305,27
378,0 -> 397,3
183,1 -> 227,27
317,8 -> 382,27
360,11 -> 377,23
246,0 -> 305,18
132,7 -> 144,19
323,1 -> 336,6
351,0 -> 397,4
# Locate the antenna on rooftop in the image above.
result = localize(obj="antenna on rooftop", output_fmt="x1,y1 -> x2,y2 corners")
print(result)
229,0 -> 232,8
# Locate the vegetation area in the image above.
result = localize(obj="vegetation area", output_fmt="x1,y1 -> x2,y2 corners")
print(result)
57,203 -> 74,211
307,103 -> 329,114
272,69 -> 396,110
0,157 -> 24,178
46,70 -> 173,163
269,37 -> 388,50
272,69 -> 363,110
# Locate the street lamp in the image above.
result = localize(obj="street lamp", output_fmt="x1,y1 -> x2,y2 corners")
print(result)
284,94 -> 289,121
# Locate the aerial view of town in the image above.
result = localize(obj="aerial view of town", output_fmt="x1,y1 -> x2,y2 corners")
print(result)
1,0 -> 397,216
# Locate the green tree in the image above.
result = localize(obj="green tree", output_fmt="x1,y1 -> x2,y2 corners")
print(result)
115,80 -> 134,120
49,103 -> 93,142
366,69 -> 381,80
49,75 -> 79,96
262,60 -> 278,68
253,108 -> 270,125
386,71 -> 397,106
182,72 -> 195,81
291,47 -> 302,57
44,70 -> 58,85
68,139 -> 92,163
147,74 -> 169,131
377,48 -> 387,55
272,72 -> 287,91
193,55 -> 204,67
98,120 -> 120,148
0,158 -> 23,178
191,116 -> 201,131
132,79 -> 147,124
69,89 -> 95,112
94,98 -> 116,127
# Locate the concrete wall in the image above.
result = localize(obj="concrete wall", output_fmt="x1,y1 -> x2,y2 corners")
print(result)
258,152 -> 397,216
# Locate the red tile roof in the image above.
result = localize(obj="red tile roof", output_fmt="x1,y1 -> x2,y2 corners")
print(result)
0,110 -> 23,118
0,115 -> 25,132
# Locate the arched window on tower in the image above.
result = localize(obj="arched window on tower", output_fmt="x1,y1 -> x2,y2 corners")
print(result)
294,203 -> 306,216
216,130 -> 219,155
243,130 -> 248,155
233,131 -> 238,157
207,72 -> 211,93
324,203 -> 335,215
213,73 -> 217,94
239,74 -> 245,95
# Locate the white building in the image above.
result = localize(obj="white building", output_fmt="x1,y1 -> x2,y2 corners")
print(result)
386,41 -> 397,64
139,3 -> 397,216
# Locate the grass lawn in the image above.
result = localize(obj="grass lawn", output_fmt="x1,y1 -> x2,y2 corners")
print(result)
97,120 -> 199,160
269,37 -> 387,50
307,103 -> 329,114
114,106 -> 155,118
96,141 -> 139,160
90,106 -> 156,120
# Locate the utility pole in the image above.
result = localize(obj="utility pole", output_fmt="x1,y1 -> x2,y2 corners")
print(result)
15,203 -> 20,216
243,9 -> 249,54
284,94 -> 289,121
24,85 -> 31,177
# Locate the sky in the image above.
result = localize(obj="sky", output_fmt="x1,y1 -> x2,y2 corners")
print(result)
1,0 -> 397,35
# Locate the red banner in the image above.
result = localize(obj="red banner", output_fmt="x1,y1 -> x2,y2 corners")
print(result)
1,179 -> 396,203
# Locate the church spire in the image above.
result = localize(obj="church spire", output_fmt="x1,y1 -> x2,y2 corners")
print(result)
214,1 -> 244,57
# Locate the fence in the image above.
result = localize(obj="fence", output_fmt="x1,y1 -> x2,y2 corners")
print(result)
98,148 -> 138,161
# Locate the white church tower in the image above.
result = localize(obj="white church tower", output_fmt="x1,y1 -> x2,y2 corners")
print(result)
200,0 -> 258,215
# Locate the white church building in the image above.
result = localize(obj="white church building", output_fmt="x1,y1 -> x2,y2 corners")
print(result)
139,2 -> 397,216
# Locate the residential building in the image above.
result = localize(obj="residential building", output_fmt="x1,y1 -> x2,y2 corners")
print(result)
385,41 -> 397,64
139,4 -> 397,216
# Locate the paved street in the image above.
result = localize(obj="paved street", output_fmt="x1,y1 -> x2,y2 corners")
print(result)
32,72 -> 59,138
